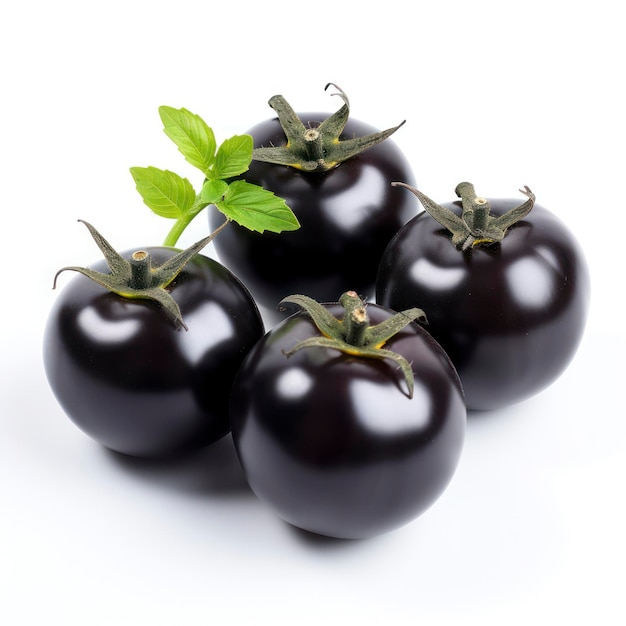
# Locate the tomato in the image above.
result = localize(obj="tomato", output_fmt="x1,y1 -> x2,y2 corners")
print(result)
208,86 -> 417,317
229,293 -> 466,539
376,182 -> 590,411
44,244 -> 264,458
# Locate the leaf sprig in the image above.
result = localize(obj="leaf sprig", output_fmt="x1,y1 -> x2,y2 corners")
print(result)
130,106 -> 300,247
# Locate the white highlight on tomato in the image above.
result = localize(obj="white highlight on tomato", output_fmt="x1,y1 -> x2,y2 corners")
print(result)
77,307 -> 142,343
275,367 -> 314,400
409,257 -> 465,291
350,378 -> 431,435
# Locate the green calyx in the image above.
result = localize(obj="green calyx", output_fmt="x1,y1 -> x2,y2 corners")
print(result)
392,181 -> 536,251
279,291 -> 428,398
252,83 -> 406,172
52,219 -> 225,330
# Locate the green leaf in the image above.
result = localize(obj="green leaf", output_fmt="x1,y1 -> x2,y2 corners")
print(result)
213,134 -> 253,179
158,106 -> 216,175
200,179 -> 229,205
216,180 -> 300,233
130,166 -> 196,219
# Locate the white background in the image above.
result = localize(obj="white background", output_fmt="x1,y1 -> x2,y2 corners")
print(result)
1,1 -> 624,624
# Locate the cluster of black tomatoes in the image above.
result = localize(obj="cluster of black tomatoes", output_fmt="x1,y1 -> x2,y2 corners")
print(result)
44,86 -> 590,539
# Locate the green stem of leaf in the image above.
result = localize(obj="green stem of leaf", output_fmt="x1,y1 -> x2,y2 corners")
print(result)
163,217 -> 193,248
162,199 -> 209,247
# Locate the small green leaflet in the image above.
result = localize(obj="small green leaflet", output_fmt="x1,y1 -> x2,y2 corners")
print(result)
159,106 -> 216,175
218,180 -> 300,234
213,134 -> 253,180
129,166 -> 196,219
200,180 -> 229,205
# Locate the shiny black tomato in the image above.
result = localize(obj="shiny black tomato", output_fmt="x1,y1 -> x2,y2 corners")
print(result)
230,303 -> 466,539
44,248 -> 264,458
209,115 -> 417,315
376,198 -> 590,411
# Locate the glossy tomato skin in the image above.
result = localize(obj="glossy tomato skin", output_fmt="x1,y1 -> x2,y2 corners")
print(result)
376,200 -> 590,411
209,114 -> 417,315
230,303 -> 466,539
44,248 -> 264,458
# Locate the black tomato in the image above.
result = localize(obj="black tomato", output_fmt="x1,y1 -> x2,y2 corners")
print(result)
44,247 -> 264,458
229,302 -> 466,539
208,114 -> 417,316
376,192 -> 590,411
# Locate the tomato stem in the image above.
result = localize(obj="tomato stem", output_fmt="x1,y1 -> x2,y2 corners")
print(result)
53,220 -> 224,330
456,182 -> 489,231
339,292 -> 370,346
392,181 -> 536,250
251,84 -> 406,172
349,308 -> 369,346
303,128 -> 325,164
129,251 -> 152,289
279,291 -> 428,398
